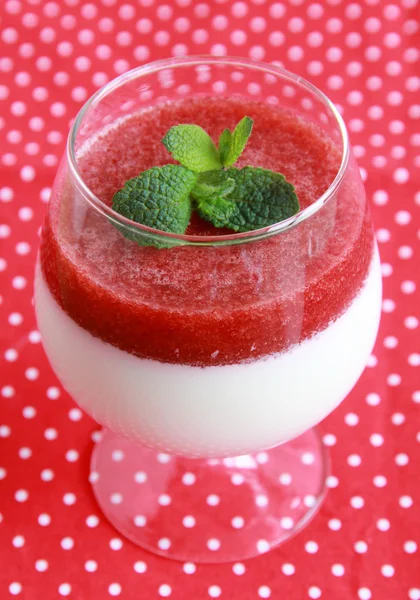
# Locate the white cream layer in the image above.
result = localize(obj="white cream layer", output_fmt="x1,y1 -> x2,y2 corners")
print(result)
35,248 -> 381,458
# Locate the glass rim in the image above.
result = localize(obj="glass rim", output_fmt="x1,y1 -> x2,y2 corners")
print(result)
67,55 -> 350,247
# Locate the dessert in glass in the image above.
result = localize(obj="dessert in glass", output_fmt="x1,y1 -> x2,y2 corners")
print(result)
35,57 -> 382,562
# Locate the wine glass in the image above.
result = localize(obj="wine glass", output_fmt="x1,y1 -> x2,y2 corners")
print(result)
35,56 -> 382,562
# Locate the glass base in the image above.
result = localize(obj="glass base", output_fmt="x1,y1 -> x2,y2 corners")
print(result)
90,428 -> 329,563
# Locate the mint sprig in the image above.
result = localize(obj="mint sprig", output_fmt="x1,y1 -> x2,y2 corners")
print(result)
112,116 -> 300,247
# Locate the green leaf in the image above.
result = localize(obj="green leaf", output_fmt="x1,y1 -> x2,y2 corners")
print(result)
218,128 -> 232,165
196,195 -> 237,229
162,124 -> 222,173
112,164 -> 196,247
192,170 -> 237,228
192,167 -> 299,232
192,169 -> 236,200
222,116 -> 254,167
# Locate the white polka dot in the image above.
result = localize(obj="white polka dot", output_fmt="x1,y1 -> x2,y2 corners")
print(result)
231,516 -> 245,529
381,564 -> 395,577
391,412 -> 405,425
305,541 -> 318,553
399,495 -> 413,508
393,167 -> 410,183
0,187 -> 14,202
85,560 -> 97,572
344,412 -> 359,426
404,541 -> 417,554
23,405 -> 36,419
306,60 -> 324,76
326,47 -> 343,62
408,352 -> 420,366
182,515 -> 196,528
86,515 -> 99,527
269,31 -> 285,46
377,518 -> 390,531
134,561 -> 147,573
279,562 -> 295,576
108,583 -> 122,596
288,17 -> 304,33
41,469 -> 54,481
332,564 -> 345,576
44,428 -> 57,441
207,538 -> 221,551
35,560 -> 48,572
384,336 -> 398,348
25,367 -> 39,381
181,472 -> 196,485
255,494 -> 269,507
406,317 -> 419,330
110,493 -> 123,505
14,490 -> 29,503
350,496 -> 365,509
358,589 -> 372,600
269,3 -> 286,18
208,586 -> 222,598
7,312 -> 23,326
63,493 -> 76,505
66,449 -> 79,462
12,535 -> 25,548
153,584 -> 170,598
158,537 -> 171,550
323,433 -> 336,446
409,590 -> 420,600
60,537 -> 74,550
232,563 -> 246,575
308,587 -> 322,599
38,513 -> 51,526
110,538 -> 123,551
348,454 -> 362,467
369,432 -> 384,447
354,540 -> 368,553
2,385 -> 15,397
157,492 -> 171,505
9,583 -> 22,596
288,46 -> 304,61
258,586 -> 271,598
231,473 -> 244,485
134,515 -> 146,527
381,263 -> 392,277
401,280 -> 416,295
301,452 -> 315,465
256,539 -> 270,554
134,471 -> 147,484
157,453 -> 171,464
328,518 -> 342,531
326,475 -> 339,488
58,583 -> 71,596
399,245 -> 414,259
387,372 -> 402,386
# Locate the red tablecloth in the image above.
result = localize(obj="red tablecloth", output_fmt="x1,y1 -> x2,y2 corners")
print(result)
1,0 -> 419,598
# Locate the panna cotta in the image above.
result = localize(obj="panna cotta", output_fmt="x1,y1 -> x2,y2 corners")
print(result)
35,97 -> 382,458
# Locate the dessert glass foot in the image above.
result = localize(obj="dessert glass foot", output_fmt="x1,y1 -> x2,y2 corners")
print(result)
90,428 -> 329,563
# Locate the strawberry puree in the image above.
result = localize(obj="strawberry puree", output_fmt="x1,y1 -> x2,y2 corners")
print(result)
40,97 -> 373,367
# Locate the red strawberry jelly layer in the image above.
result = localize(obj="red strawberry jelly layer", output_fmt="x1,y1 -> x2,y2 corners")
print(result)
40,97 -> 374,367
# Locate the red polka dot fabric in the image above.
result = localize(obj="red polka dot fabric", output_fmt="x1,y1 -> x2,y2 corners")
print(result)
1,0 -> 420,598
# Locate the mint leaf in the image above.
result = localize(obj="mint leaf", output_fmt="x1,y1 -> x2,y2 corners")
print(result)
192,170 -> 237,228
221,116 -> 254,167
196,195 -> 237,229
218,128 -> 232,165
192,169 -> 236,200
112,164 -> 196,247
192,167 -> 299,232
162,124 -> 221,172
